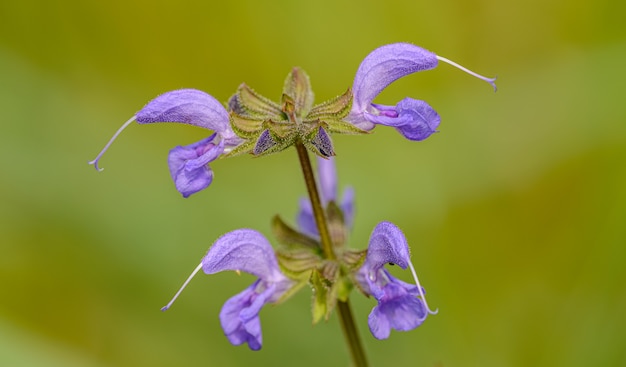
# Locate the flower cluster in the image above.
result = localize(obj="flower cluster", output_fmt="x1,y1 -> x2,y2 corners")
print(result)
89,43 -> 495,198
90,43 -> 495,353
161,157 -> 437,349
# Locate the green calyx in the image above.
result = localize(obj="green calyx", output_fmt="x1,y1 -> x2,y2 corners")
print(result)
225,68 -> 368,159
271,199 -> 366,324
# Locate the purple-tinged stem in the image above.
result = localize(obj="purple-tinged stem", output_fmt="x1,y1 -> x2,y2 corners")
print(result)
294,141 -> 368,367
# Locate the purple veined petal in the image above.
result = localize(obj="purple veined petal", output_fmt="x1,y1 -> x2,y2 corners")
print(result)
387,271 -> 422,297
220,285 -> 263,350
219,280 -> 275,351
368,281 -> 428,340
365,98 -> 441,141
167,135 -> 225,198
136,89 -> 231,133
351,43 -> 439,115
183,137 -> 225,170
317,156 -> 337,204
202,229 -> 286,284
221,134 -> 246,152
204,230 -> 292,351
226,317 -> 262,351
296,198 -> 318,238
340,186 -> 355,229
295,156 -> 338,238
220,285 -> 256,335
356,222 -> 411,299
368,305 -> 391,340
162,230 -> 292,352
346,43 -> 497,132
239,283 -> 277,322
297,157 -> 354,235
364,222 -> 411,271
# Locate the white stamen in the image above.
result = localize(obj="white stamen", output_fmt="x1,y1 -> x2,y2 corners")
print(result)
408,262 -> 438,315
88,116 -> 136,171
436,55 -> 498,92
161,263 -> 203,312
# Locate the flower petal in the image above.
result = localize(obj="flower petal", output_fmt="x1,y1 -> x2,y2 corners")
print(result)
135,89 -> 230,133
368,281 -> 427,340
207,230 -> 295,351
220,284 -> 257,335
296,157 -> 355,236
364,221 -> 411,271
365,98 -> 440,141
167,135 -> 224,198
355,222 -> 412,299
351,43 -> 438,119
340,186 -> 355,229
368,305 -> 391,340
296,198 -> 318,238
317,156 -> 337,204
387,296 -> 426,331
295,157 -> 336,238
202,229 -> 285,283
355,222 -> 435,339
219,281 -> 266,351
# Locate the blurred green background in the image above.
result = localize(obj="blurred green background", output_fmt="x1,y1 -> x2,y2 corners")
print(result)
1,0 -> 625,366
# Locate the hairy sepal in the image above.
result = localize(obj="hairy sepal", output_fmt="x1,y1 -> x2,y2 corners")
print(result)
307,88 -> 352,120
235,83 -> 284,118
283,67 -> 315,118
271,215 -> 320,249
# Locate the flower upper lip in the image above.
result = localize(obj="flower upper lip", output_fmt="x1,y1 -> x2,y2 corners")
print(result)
350,43 -> 439,115
346,42 -> 496,141
201,229 -> 291,286
135,89 -> 231,132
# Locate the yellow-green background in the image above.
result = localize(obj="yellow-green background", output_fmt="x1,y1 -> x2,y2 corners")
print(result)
1,0 -> 624,366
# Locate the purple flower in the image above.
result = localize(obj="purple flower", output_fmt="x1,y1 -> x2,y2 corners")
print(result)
297,156 -> 354,237
356,221 -> 437,340
89,89 -> 243,197
161,229 -> 294,351
346,43 -> 497,141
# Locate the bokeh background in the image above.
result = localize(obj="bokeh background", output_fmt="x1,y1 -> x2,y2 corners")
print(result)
1,0 -> 625,366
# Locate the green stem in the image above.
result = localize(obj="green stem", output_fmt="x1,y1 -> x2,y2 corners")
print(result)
336,300 -> 369,367
294,141 -> 369,367
294,141 -> 336,260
